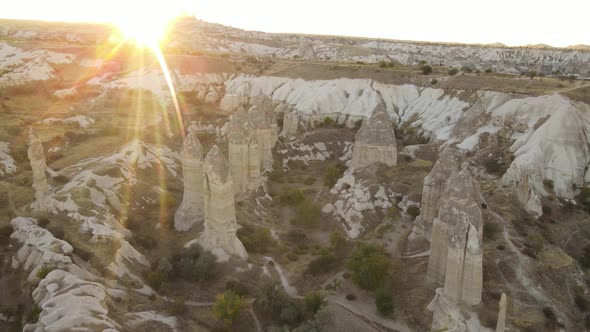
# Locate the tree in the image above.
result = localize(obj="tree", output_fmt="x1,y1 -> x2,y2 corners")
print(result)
421,65 -> 433,75
305,291 -> 325,314
375,288 -> 394,315
213,290 -> 244,324
346,244 -> 392,290
448,68 -> 459,76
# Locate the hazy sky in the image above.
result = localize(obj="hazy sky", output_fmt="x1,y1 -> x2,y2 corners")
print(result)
1,0 -> 589,47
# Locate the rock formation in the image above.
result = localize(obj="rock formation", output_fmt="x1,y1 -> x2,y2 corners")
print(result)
198,146 -> 248,261
228,107 -> 261,196
249,106 -> 274,171
414,146 -> 462,240
351,99 -> 397,169
427,167 -> 485,330
281,110 -> 299,139
174,129 -> 205,231
220,81 -> 250,113
28,128 -> 52,213
426,167 -> 483,307
205,89 -> 219,103
517,171 -> 543,217
496,293 -> 507,332
250,93 -> 278,146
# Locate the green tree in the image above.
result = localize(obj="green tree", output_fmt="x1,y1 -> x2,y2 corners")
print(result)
421,65 -> 433,75
305,291 -> 325,314
375,288 -> 394,315
213,290 -> 245,324
346,244 -> 392,290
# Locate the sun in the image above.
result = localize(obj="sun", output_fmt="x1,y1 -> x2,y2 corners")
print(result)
113,2 -> 187,49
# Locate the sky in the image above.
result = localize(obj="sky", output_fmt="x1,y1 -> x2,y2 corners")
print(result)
1,0 -> 589,47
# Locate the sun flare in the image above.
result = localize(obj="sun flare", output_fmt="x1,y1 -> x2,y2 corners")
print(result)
112,2 -> 186,48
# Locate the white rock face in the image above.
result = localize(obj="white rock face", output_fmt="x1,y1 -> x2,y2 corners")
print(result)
40,115 -> 95,128
198,146 -> 248,261
281,110 -> 299,139
10,217 -> 73,282
249,106 -> 274,171
174,130 -> 205,231
427,168 -> 483,306
168,20 -> 590,76
29,269 -> 120,332
228,107 -> 261,196
496,293 -> 507,332
0,42 -> 74,86
28,129 -> 52,213
351,99 -> 397,169
415,147 -> 462,240
10,217 -> 123,331
205,89 -> 219,103
0,141 -> 16,176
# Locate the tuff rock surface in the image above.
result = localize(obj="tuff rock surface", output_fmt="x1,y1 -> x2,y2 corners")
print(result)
197,146 -> 248,261
351,98 -> 397,169
174,128 -> 205,231
28,129 -> 52,213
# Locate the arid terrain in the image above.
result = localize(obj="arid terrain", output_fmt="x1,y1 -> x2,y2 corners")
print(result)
1,17 -> 590,332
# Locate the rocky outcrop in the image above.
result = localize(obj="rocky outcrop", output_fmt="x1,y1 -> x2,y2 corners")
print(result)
281,110 -> 299,139
205,89 -> 219,103
351,99 -> 397,169
168,20 -> 590,76
174,129 -> 204,231
496,293 -> 507,332
250,93 -> 278,146
228,107 -> 261,196
10,217 -> 122,331
427,167 -> 485,330
414,147 -> 462,240
220,81 -> 250,113
249,106 -> 274,171
517,171 -> 543,217
427,167 -> 483,306
28,129 -> 52,213
197,146 -> 247,262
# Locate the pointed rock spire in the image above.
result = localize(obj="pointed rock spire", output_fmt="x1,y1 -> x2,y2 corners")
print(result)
174,130 -> 204,231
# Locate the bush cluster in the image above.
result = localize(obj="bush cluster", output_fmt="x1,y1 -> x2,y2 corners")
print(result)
146,244 -> 217,290
237,224 -> 276,254
346,243 -> 392,291
324,162 -> 347,188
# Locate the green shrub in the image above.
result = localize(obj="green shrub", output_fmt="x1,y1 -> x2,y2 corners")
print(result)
25,306 -> 41,323
330,232 -> 347,254
306,254 -> 338,275
170,297 -> 187,316
36,265 -> 55,280
322,117 -> 334,126
483,222 -> 503,239
406,206 -> 420,219
237,225 -> 276,253
347,244 -> 392,291
280,304 -> 301,324
575,295 -> 589,311
346,294 -> 357,301
179,251 -> 217,282
305,291 -> 325,314
485,68 -> 493,74
255,281 -> 298,323
375,288 -> 394,315
324,162 -> 347,188
213,290 -> 244,324
292,200 -> 322,227
147,270 -> 165,290
281,188 -> 305,205
543,179 -> 554,191
421,65 -> 433,75
527,233 -> 545,253
448,68 -> 459,76
431,78 -> 438,85
303,177 -> 316,185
